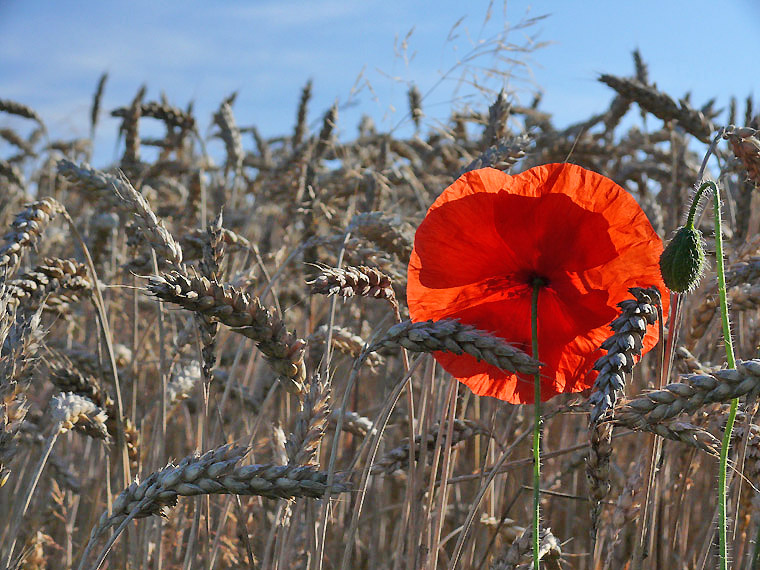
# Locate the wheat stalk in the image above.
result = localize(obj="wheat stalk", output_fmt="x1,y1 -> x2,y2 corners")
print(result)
148,270 -> 306,388
614,360 -> 760,424
371,319 -> 541,375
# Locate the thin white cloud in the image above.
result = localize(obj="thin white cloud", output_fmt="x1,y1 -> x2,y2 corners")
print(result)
216,0 -> 372,29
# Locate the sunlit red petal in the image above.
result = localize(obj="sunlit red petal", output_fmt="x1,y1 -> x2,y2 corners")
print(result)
407,164 -> 668,404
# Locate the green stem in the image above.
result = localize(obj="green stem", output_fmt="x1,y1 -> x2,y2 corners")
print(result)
686,181 -> 710,229
531,279 -> 543,569
710,180 -> 736,570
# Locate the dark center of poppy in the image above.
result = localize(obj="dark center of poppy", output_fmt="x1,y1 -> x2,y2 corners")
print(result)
529,274 -> 550,289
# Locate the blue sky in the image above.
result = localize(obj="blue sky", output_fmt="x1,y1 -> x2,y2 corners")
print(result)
1,1 -> 758,165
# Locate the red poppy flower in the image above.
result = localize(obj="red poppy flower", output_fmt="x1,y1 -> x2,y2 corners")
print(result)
407,164 -> 668,404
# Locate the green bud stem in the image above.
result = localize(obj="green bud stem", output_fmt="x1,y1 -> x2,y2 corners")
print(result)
685,181 -> 711,229
707,179 -> 737,570
676,178 -> 735,570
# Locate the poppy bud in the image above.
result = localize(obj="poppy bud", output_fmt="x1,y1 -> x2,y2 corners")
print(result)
659,224 -> 705,293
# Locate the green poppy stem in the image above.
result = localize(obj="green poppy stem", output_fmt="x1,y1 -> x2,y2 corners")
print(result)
531,278 -> 543,569
685,181 -> 710,229
707,180 -> 737,570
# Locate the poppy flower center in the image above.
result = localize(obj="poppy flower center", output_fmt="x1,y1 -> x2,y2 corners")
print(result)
529,274 -> 550,289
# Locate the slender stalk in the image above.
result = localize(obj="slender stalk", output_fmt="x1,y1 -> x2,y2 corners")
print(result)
447,428 -> 533,569
428,380 -> 458,570
2,427 -> 61,568
531,279 -> 543,569
338,354 -> 426,569
710,179 -> 737,570
150,248 -> 170,570
686,182 -> 710,229
62,211 -> 131,487
633,292 -> 678,569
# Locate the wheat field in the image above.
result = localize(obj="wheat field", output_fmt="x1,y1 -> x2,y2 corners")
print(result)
1,46 -> 760,570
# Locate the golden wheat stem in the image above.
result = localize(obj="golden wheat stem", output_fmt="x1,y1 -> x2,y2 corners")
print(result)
86,506 -> 141,570
336,353 -> 426,570
448,427 -> 533,570
61,210 -> 131,487
428,379 -> 459,570
2,427 -> 61,569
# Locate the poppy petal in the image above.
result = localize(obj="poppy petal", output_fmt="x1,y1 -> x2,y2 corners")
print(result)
408,164 -> 668,404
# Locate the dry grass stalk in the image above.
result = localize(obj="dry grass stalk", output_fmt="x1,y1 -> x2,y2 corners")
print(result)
609,415 -> 719,455
482,89 -> 511,146
690,253 -> 760,345
58,160 -> 184,269
329,409 -> 374,438
589,286 -> 661,422
732,421 -> 760,482
181,226 -> 250,261
408,84 -> 423,130
293,79 -> 312,149
307,324 -> 384,371
49,392 -> 109,442
148,270 -> 306,387
286,373 -> 330,466
196,212 -> 225,382
85,443 -> 349,561
308,265 -> 397,309
0,381 -> 28,487
348,211 -> 413,261
48,358 -> 110,408
614,359 -> 760,423
0,198 -> 65,280
604,459 -> 644,568
599,74 -> 714,142
691,404 -> 760,472
313,103 -> 338,164
587,286 -> 657,542
632,48 -> 649,84
0,302 -> 42,483
603,94 -> 632,133
6,258 -> 92,313
688,294 -> 718,345
725,255 -> 760,288
589,287 -> 660,423
112,101 -> 195,132
200,211 -> 225,282
208,372 -> 263,414
248,125 -> 273,168
725,283 -> 760,311
0,159 -> 26,188
371,319 -> 542,375
490,526 -> 562,570
213,101 -> 243,176
723,125 -> 760,187
167,360 -> 201,408
89,72 -> 108,139
0,129 -> 36,157
371,419 -> 490,475
675,346 -> 717,375
460,133 -> 531,175
0,99 -> 45,129
48,362 -> 140,469
586,420 -> 613,536
120,86 -> 145,166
